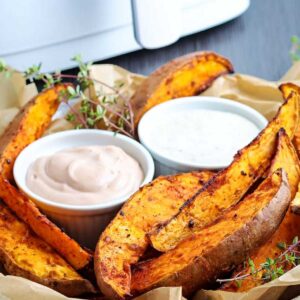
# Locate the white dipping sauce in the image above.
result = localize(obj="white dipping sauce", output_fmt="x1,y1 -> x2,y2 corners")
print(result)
143,109 -> 260,166
26,145 -> 143,206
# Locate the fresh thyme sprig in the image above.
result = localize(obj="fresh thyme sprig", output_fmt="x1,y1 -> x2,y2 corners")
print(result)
0,55 -> 134,137
290,35 -> 300,62
217,237 -> 300,288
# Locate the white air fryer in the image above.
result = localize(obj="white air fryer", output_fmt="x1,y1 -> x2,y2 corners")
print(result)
0,0 -> 249,72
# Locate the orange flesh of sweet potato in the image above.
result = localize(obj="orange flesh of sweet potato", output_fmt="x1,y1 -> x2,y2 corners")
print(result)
0,86 -> 92,270
94,171 -> 214,299
130,52 -> 233,126
222,129 -> 300,292
131,170 -> 290,297
280,83 -> 300,213
149,88 -> 300,252
0,202 -> 95,297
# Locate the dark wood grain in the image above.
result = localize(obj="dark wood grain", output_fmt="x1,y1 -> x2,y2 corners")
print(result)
99,0 -> 300,81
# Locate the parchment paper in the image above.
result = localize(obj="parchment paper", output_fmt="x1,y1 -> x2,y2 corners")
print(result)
0,70 -> 37,135
202,61 -> 300,120
1,62 -> 300,300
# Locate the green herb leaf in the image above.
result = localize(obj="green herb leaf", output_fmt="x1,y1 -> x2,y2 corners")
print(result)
235,280 -> 242,288
66,114 -> 75,122
277,242 -> 287,250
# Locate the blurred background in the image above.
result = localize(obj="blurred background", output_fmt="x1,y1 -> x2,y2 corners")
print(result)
1,0 -> 299,80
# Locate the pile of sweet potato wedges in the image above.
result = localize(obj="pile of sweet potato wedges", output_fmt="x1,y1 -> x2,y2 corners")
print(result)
1,51 -> 300,300
0,85 -> 95,297
96,81 -> 300,299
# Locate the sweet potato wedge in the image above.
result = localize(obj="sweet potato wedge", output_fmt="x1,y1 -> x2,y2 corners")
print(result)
149,87 -> 300,252
0,85 -> 65,181
94,171 -> 214,299
130,52 -> 233,126
279,83 -> 300,213
269,128 -> 300,198
0,85 -> 92,270
0,202 -> 95,297
0,175 -> 91,271
131,169 -> 290,297
280,83 -> 300,154
222,129 -> 300,292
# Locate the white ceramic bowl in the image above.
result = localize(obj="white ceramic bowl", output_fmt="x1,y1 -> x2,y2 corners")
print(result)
138,96 -> 268,176
14,129 -> 154,248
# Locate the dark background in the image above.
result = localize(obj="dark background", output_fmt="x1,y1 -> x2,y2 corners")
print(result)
97,0 -> 300,81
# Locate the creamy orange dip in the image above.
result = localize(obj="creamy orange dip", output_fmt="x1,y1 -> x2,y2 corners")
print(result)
26,145 -> 144,206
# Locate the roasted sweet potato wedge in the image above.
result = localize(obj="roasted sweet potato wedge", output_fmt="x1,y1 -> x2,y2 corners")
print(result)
131,169 -> 290,297
222,129 -> 300,292
0,85 -> 92,270
0,179 -> 91,270
0,202 -> 95,297
0,85 -> 64,181
149,88 -> 300,252
280,83 -> 300,155
94,171 -> 214,299
130,52 -> 233,126
279,83 -> 300,213
269,128 -> 300,198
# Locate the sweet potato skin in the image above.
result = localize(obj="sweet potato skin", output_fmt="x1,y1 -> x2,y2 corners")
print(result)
149,88 -> 300,252
131,170 -> 290,297
0,85 -> 92,270
94,171 -> 214,299
131,52 -> 233,126
222,129 -> 300,292
0,203 -> 95,297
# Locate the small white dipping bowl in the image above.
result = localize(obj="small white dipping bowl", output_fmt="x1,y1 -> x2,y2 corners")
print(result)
13,129 -> 154,248
138,96 -> 268,176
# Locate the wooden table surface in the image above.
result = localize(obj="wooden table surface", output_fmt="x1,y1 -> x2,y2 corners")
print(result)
100,0 -> 300,81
